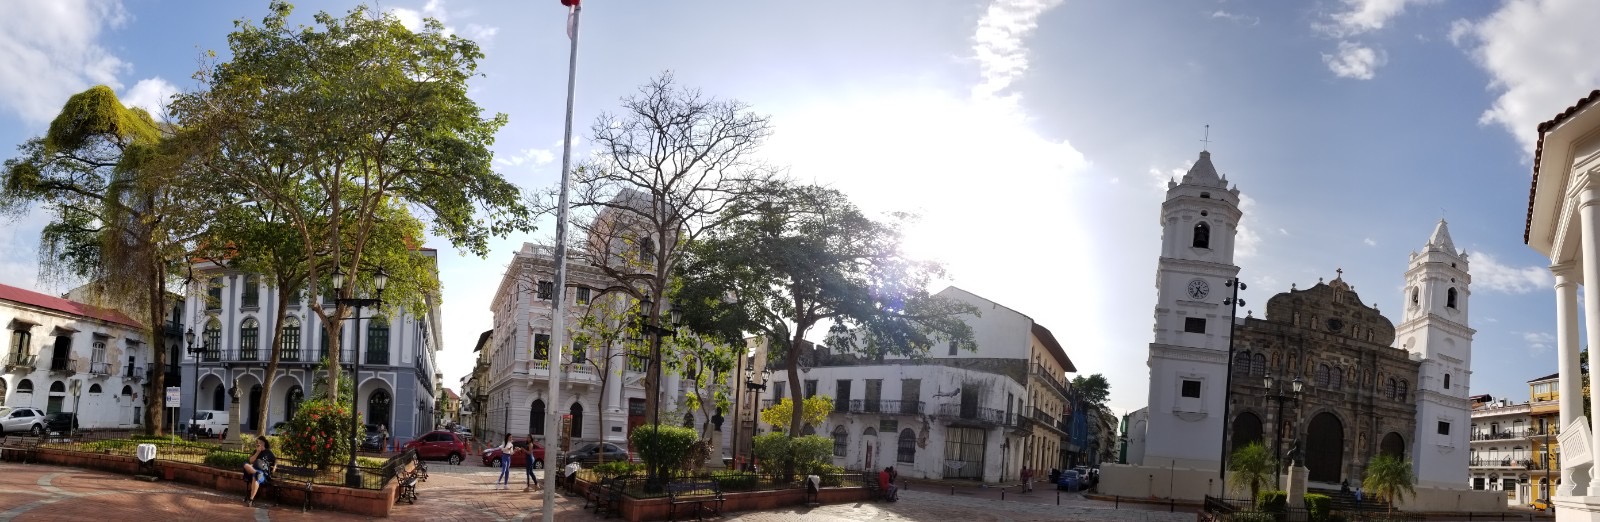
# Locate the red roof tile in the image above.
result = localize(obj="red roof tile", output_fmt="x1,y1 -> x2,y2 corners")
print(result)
0,283 -> 144,330
1525,89 -> 1600,244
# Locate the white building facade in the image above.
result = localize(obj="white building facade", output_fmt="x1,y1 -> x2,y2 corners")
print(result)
176,258 -> 444,446
0,283 -> 153,429
1468,397 -> 1536,505
1395,220 -> 1475,488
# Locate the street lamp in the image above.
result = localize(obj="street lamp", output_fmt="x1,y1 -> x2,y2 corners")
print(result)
1263,374 -> 1304,489
184,327 -> 209,440
1218,277 -> 1246,488
634,296 -> 682,429
331,265 -> 388,488
739,364 -> 771,470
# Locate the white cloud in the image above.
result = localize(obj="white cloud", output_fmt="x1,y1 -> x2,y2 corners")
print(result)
466,24 -> 499,42
1316,0 -> 1433,37
1210,10 -> 1260,26
1522,331 -> 1555,355
971,0 -> 1065,101
0,0 -> 131,124
1472,252 -> 1553,294
1322,41 -> 1386,80
1453,0 -> 1600,155
1146,166 -> 1185,193
391,0 -> 497,42
121,77 -> 177,121
495,147 -> 555,168
1236,194 -> 1261,259
1364,237 -> 1377,246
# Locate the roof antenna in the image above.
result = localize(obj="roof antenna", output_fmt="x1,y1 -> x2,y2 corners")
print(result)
1200,124 -> 1211,152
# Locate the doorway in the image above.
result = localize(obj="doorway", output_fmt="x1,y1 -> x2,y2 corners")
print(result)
1306,412 -> 1344,483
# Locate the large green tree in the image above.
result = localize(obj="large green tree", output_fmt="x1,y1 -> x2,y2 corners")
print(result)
1227,441 -> 1275,500
1,86 -> 225,435
173,2 -> 531,392
1070,374 -> 1112,407
676,185 -> 977,436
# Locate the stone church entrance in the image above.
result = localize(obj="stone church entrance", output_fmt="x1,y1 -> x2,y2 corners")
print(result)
1306,413 -> 1344,483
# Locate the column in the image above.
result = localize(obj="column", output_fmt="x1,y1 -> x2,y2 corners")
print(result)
1555,263 -> 1583,496
1579,185 -> 1600,494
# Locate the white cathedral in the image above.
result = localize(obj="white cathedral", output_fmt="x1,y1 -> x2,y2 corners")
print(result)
1104,150 -> 1499,510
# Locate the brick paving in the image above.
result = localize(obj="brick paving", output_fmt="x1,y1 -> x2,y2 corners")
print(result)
0,460 -> 1195,521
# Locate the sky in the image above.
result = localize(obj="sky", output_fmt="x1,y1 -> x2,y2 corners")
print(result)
1,0 -> 1598,417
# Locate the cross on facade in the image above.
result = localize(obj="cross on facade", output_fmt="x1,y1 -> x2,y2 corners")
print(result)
1201,124 -> 1212,151
1336,268 -> 1343,279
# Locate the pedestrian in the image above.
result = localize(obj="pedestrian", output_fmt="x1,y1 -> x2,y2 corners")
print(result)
1340,479 -> 1349,494
495,434 -> 513,489
878,467 -> 899,502
1355,484 -> 1363,507
1050,468 -> 1060,487
378,424 -> 390,454
1021,465 -> 1033,493
522,434 -> 539,492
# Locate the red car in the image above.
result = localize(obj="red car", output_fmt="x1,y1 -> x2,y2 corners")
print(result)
403,430 -> 470,465
482,437 -> 546,468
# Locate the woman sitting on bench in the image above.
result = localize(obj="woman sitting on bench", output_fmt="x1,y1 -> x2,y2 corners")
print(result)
243,437 -> 276,507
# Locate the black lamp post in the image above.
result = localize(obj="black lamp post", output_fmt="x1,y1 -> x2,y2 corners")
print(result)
184,327 -> 209,440
633,296 -> 682,429
331,266 -> 388,488
1218,277 -> 1246,488
1263,374 -> 1304,489
740,363 -> 771,470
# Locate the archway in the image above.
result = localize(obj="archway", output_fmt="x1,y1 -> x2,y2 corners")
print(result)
1381,432 -> 1405,459
530,399 -> 546,436
284,385 -> 304,422
863,427 -> 877,471
367,388 -> 392,429
1306,412 -> 1345,483
212,384 -> 226,411
1232,412 -> 1263,450
248,385 -> 263,431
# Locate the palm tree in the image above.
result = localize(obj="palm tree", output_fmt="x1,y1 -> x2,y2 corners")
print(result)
1362,454 -> 1417,514
1228,441 -> 1276,501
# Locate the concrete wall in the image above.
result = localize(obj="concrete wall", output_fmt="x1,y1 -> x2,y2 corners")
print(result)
1098,462 -> 1225,501
1393,486 -> 1506,512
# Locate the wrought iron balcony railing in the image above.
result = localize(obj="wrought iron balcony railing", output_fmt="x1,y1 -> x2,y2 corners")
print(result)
365,351 -> 390,365
937,403 -> 1015,427
846,399 -> 925,415
89,361 -> 111,375
6,353 -> 37,372
50,357 -> 76,373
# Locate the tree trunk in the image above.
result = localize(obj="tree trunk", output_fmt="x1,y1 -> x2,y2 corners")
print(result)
144,263 -> 167,436
787,330 -> 806,438
258,284 -> 292,434
324,307 -> 344,398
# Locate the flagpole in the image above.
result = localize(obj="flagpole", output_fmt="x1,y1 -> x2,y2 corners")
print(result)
542,1 -> 580,518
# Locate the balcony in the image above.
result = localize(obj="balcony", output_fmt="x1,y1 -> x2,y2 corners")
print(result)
202,349 -> 220,362
5,353 -> 37,373
1528,427 -> 1560,438
239,347 -> 258,361
49,357 -> 76,375
1468,458 -> 1542,470
280,349 -> 303,362
937,403 -> 1015,427
125,364 -> 145,383
846,399 -> 925,415
1033,364 -> 1072,398
164,321 -> 182,336
89,361 -> 111,376
365,350 -> 390,366
1033,407 -> 1057,428
1470,431 -> 1525,442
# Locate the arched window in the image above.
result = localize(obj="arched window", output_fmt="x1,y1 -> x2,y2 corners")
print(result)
242,274 -> 260,308
897,428 -> 916,463
570,403 -> 584,438
1331,367 -> 1343,390
1444,373 -> 1451,389
240,318 -> 260,360
203,317 -> 221,361
1387,378 -> 1398,399
50,381 -> 65,393
1398,380 -> 1409,401
121,385 -> 133,396
1315,365 -> 1331,388
1193,222 -> 1211,249
212,384 -> 225,410
17,379 -> 34,393
1447,288 -> 1458,309
366,316 -> 390,365
88,383 -> 102,394
1233,351 -> 1251,375
281,317 -> 302,361
1252,353 -> 1267,376
285,385 -> 304,420
530,399 -> 546,436
367,388 -> 392,429
833,425 -> 849,457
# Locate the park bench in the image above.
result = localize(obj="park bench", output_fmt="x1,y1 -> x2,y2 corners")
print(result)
0,434 -> 45,463
255,464 -> 316,512
666,480 -> 724,521
861,471 -> 883,501
583,477 -> 628,518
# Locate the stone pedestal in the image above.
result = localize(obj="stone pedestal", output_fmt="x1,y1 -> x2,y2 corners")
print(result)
225,384 -> 243,447
707,429 -> 726,469
1285,466 -> 1308,507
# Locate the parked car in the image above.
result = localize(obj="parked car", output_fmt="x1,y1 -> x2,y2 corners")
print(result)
451,425 -> 473,441
0,407 -> 46,435
42,412 -> 78,434
362,424 -> 384,452
482,437 -> 545,468
1532,497 -> 1551,512
1056,469 -> 1081,492
566,442 -> 633,468
188,410 -> 228,438
402,430 -> 470,465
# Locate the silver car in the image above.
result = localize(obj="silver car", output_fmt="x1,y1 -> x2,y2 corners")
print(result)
0,407 -> 46,436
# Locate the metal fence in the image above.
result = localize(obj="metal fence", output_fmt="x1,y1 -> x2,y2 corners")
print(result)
24,431 -> 399,490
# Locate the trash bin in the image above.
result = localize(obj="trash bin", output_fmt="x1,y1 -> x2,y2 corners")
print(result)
137,444 -> 157,462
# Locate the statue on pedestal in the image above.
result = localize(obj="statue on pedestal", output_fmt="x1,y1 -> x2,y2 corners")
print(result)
712,408 -> 724,432
1286,440 -> 1304,467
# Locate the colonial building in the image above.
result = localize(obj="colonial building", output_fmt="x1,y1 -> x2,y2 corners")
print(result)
1527,373 -> 1566,503
0,283 -> 154,429
176,256 -> 443,446
788,286 -> 1075,484
1468,395 -> 1536,504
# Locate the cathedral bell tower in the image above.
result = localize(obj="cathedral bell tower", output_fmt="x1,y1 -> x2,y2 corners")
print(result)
1142,150 -> 1243,470
1395,219 -> 1473,489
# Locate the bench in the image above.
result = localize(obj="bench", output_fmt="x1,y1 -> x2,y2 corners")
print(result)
255,464 -> 316,512
861,472 -> 882,501
395,463 -> 423,505
0,434 -> 45,463
666,481 -> 724,521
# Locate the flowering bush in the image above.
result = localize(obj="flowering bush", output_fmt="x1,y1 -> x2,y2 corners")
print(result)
281,398 -> 353,469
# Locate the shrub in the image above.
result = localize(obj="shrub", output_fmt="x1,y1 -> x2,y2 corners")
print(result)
1230,513 -> 1277,522
710,470 -> 760,491
594,461 -> 643,479
750,433 -> 836,482
203,450 -> 252,469
280,398 -> 353,470
630,424 -> 698,482
1304,493 -> 1332,522
813,463 -> 846,486
1256,490 -> 1288,513
84,439 -> 137,453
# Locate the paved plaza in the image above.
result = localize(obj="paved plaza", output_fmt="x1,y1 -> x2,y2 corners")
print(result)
0,460 -> 1196,521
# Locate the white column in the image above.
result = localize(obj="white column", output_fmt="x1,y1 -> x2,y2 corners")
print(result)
1555,263 -> 1585,497
1579,186 -> 1600,494
605,345 -> 623,413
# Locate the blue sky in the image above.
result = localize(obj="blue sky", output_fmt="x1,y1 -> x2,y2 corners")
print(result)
1,0 -> 1597,415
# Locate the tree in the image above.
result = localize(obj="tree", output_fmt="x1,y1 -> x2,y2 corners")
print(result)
758,396 -> 834,435
669,331 -> 736,440
541,72 -> 780,425
1070,374 -> 1111,408
677,185 -> 977,436
566,286 -> 645,467
1227,441 -> 1275,500
0,85 -> 225,435
172,2 -> 531,394
1362,454 -> 1416,514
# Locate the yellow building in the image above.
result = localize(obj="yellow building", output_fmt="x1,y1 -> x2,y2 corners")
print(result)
1527,372 -> 1587,503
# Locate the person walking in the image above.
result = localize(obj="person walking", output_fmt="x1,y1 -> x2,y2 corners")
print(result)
522,434 -> 540,492
1354,484 -> 1364,508
1021,466 -> 1033,493
378,424 -> 390,454
495,434 -> 513,489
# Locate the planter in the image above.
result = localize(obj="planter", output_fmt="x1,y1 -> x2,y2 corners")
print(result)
575,477 -> 872,522
29,447 -> 398,517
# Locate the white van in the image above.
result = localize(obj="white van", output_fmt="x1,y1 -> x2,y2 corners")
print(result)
189,410 -> 228,438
